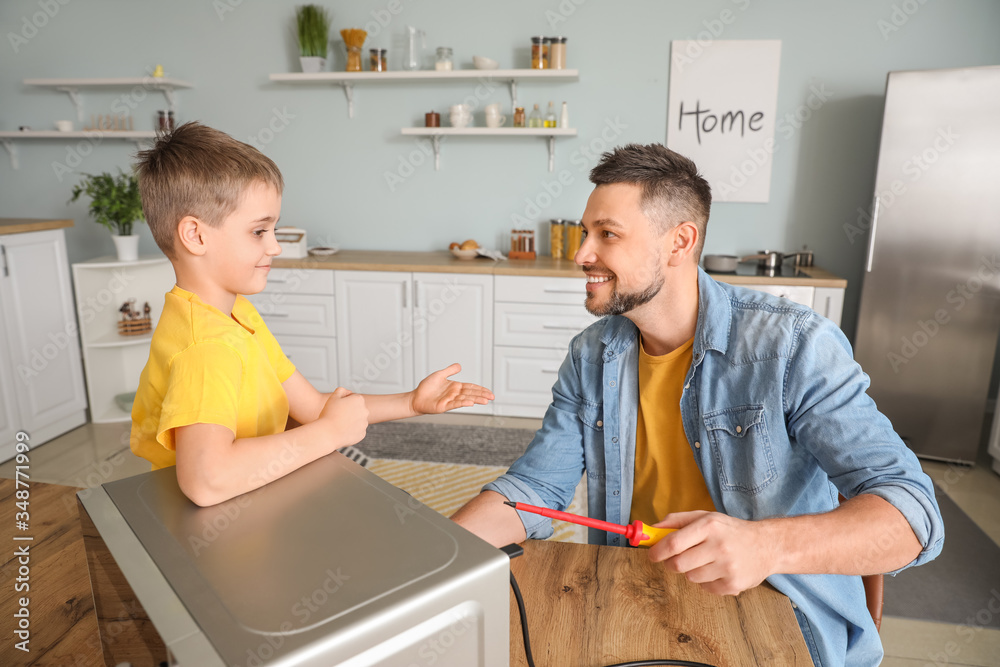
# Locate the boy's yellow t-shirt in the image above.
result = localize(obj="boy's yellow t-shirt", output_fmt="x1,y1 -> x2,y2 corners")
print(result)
130,285 -> 296,470
630,335 -> 716,527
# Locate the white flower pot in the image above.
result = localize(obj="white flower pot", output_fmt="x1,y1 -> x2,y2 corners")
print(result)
112,234 -> 139,262
299,57 -> 326,73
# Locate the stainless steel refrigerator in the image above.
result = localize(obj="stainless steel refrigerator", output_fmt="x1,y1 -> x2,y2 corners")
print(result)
853,65 -> 1000,464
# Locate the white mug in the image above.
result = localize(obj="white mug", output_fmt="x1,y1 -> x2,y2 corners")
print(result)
450,113 -> 471,128
54,120 -> 73,132
449,104 -> 471,115
484,103 -> 502,116
485,113 -> 507,128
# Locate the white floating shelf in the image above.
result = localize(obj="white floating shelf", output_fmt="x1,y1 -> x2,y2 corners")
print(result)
400,127 -> 578,171
86,331 -> 154,349
0,131 -> 157,169
269,69 -> 578,118
23,77 -> 192,123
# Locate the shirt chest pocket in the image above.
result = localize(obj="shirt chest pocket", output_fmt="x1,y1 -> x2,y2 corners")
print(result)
703,405 -> 776,495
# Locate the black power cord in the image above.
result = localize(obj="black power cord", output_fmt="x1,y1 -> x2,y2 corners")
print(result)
501,544 -> 718,667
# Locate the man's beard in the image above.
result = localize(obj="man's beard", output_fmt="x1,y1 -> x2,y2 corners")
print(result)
584,270 -> 664,316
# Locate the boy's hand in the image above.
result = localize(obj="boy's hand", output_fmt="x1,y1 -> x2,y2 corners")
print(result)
319,387 -> 369,448
410,363 -> 495,415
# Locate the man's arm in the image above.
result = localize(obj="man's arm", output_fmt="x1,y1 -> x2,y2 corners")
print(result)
451,491 -> 527,547
175,389 -> 368,506
647,493 -> 921,596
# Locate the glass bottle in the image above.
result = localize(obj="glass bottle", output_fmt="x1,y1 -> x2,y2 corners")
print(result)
513,106 -> 526,128
560,101 -> 569,128
544,101 -> 557,128
435,46 -> 453,71
528,104 -> 543,128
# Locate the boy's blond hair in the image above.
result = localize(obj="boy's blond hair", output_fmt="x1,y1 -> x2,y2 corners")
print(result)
134,122 -> 284,259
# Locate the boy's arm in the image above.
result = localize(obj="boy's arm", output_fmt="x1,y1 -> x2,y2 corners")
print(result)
174,388 -> 368,507
282,370 -> 334,424
360,363 -> 495,423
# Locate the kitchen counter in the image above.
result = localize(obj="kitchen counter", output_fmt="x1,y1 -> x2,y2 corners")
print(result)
272,250 -> 847,287
0,217 -> 73,235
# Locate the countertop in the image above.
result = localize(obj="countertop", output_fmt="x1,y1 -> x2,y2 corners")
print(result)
0,217 -> 73,235
272,250 -> 847,288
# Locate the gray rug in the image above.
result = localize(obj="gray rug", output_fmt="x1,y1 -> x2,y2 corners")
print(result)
883,483 -> 1000,629
356,421 -> 536,467
356,424 -> 1000,629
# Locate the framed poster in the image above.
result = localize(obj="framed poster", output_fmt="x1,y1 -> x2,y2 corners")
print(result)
667,40 -> 781,203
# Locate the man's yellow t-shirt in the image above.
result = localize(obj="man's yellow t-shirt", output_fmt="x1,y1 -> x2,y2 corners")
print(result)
130,285 -> 296,470
630,335 -> 716,527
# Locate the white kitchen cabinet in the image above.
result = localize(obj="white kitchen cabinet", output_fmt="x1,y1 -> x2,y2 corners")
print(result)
71,256 -> 174,424
493,275 -> 597,418
740,283 -> 844,326
0,229 -> 88,461
741,283 -> 815,308
248,267 -> 337,392
335,271 -> 493,414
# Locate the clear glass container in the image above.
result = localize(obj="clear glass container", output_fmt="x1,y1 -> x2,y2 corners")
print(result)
544,101 -> 557,128
550,219 -> 565,259
565,219 -> 583,260
531,36 -> 547,69
435,46 -> 453,71
549,36 -> 567,69
370,48 -> 387,72
528,104 -> 543,128
513,106 -> 526,128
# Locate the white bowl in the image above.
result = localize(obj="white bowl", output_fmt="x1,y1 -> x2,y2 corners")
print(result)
307,245 -> 340,257
473,56 -> 499,70
451,248 -> 478,260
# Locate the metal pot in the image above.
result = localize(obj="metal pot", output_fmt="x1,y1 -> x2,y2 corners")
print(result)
739,250 -> 783,269
703,254 -> 738,272
785,247 -> 814,267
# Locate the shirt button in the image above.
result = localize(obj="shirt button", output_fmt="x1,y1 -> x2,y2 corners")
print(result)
612,437 -> 618,443
613,490 -> 620,496
694,441 -> 701,449
609,380 -> 616,387
736,425 -> 742,433
596,420 -> 603,427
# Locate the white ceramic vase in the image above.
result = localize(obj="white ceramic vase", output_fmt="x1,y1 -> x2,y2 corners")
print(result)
112,234 -> 139,262
299,57 -> 326,73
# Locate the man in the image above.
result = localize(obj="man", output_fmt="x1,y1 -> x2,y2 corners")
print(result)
452,143 -> 943,666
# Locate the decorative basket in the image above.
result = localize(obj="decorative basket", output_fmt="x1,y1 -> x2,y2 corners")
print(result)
118,317 -> 152,336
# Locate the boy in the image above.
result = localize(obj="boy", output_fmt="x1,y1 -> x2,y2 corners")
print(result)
130,122 -> 493,507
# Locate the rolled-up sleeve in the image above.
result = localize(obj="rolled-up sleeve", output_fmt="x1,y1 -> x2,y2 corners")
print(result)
784,313 -> 944,572
484,340 -> 588,540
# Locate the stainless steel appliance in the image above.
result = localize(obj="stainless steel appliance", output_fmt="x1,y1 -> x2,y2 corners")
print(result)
77,453 -> 510,666
853,65 -> 1000,464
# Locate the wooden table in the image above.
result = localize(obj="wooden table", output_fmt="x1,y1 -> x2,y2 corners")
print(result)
509,540 -> 812,667
1,479 -> 104,667
2,481 -> 811,667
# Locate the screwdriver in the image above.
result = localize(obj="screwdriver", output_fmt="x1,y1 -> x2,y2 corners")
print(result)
503,501 -> 674,547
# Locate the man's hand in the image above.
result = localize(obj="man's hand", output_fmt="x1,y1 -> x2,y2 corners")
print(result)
319,387 -> 369,448
647,511 -> 779,596
410,363 -> 495,415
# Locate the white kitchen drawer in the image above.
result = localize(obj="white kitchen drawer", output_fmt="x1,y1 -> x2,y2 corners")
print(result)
495,275 -> 588,305
495,302 -> 598,349
276,335 -> 338,392
259,268 -> 335,295
493,346 -> 566,418
245,293 -> 336,337
742,284 -> 815,308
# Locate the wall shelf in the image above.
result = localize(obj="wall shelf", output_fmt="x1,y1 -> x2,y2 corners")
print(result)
24,77 -> 193,122
0,131 -> 158,170
269,69 -> 578,118
400,127 -> 577,171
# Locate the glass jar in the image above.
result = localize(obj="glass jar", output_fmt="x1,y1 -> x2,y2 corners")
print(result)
435,46 -> 453,71
531,36 -> 547,69
549,36 -> 567,69
565,219 -> 583,260
550,219 -> 565,259
370,48 -> 387,72
513,106 -> 526,128
346,46 -> 362,72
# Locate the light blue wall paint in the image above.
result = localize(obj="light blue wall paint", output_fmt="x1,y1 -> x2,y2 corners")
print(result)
2,0 -> 999,338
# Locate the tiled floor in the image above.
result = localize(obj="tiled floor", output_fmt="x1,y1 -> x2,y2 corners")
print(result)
3,415 -> 1000,666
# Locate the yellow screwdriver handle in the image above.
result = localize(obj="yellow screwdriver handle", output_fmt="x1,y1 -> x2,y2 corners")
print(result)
634,522 -> 674,547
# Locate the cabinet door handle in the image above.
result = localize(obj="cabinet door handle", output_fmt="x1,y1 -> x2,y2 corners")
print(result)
540,367 -> 560,374
542,323 -> 584,330
265,312 -> 290,318
402,282 -> 408,308
1,245 -> 7,277
543,287 -> 584,294
414,280 -> 421,309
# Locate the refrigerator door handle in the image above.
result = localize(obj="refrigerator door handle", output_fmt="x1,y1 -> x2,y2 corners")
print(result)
865,195 -> 881,272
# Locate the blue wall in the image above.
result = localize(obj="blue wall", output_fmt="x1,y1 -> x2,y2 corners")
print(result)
2,0 -> 999,338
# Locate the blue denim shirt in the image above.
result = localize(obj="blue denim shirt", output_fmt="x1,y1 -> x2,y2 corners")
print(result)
485,267 -> 944,667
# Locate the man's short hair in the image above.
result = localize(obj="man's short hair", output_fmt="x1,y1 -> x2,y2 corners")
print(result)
133,122 -> 284,259
589,143 -> 712,259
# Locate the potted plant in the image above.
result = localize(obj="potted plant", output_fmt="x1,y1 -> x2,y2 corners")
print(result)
296,5 -> 331,73
69,169 -> 145,262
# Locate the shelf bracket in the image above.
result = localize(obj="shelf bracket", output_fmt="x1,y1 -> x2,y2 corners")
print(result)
547,135 -> 555,172
56,87 -> 84,123
339,82 -> 355,119
1,139 -> 18,170
160,86 -> 178,114
508,80 -> 518,110
432,134 -> 441,171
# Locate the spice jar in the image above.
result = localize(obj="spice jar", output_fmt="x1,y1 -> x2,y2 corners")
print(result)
513,106 -> 526,128
425,111 -> 440,127
157,110 -> 175,132
549,36 -> 567,69
530,36 -> 547,69
565,219 -> 583,260
369,48 -> 387,71
550,219 -> 566,259
435,46 -> 453,71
